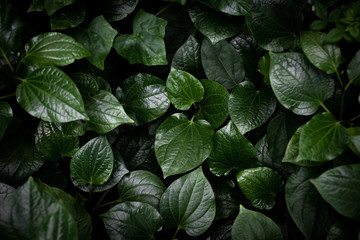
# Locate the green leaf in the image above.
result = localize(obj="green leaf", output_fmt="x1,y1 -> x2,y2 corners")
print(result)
159,167 -> 216,236
70,135 -> 114,187
201,38 -> 244,89
311,164 -> 360,220
155,113 -> 213,178
196,79 -> 229,129
50,3 -> 86,30
232,205 -> 283,240
348,127 -> 360,156
285,167 -> 335,239
246,0 -> 303,52
207,121 -> 258,177
347,49 -> 360,86
269,52 -> 335,115
116,73 -> 170,125
300,31 -> 342,74
97,0 -> 139,22
0,101 -> 12,140
113,10 -> 168,66
23,32 -> 90,67
325,27 -> 345,43
27,0 -> 45,12
0,182 -> 15,202
84,90 -> 134,134
70,72 -> 99,95
258,53 -> 271,85
117,170 -> 166,209
297,113 -> 349,162
309,19 -> 328,31
101,201 -> 162,240
55,120 -> 87,137
188,4 -> 242,44
237,167 -> 283,210
16,66 -> 88,122
166,68 -> 204,110
44,0 -> 76,15
199,0 -> 251,16
228,81 -> 276,134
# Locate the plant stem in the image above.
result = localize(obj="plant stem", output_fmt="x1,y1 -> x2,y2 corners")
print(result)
0,93 -> 16,100
93,199 -> 122,210
351,114 -> 360,122
155,3 -> 174,16
335,68 -> 343,88
0,48 -> 14,73
95,189 -> 110,209
344,80 -> 352,91
172,227 -> 180,240
319,102 -> 331,114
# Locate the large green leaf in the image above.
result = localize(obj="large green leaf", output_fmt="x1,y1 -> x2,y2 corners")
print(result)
159,167 -> 216,236
228,81 -> 276,134
297,113 -> 349,162
201,38 -> 244,89
237,167 -> 283,210
0,101 -> 12,140
101,201 -> 162,240
117,170 -> 166,209
50,3 -> 86,30
286,167 -> 335,239
207,121 -> 258,177
70,135 -> 114,187
166,68 -> 204,110
96,0 -> 138,22
113,10 -> 168,66
188,4 -> 242,44
269,52 -> 335,115
232,205 -> 283,240
199,0 -> 251,16
16,66 -> 88,122
23,32 -> 90,67
246,0 -> 303,52
300,31 -> 342,74
84,90 -> 134,134
311,164 -> 360,220
347,49 -> 360,86
116,73 -> 170,125
155,113 -> 213,178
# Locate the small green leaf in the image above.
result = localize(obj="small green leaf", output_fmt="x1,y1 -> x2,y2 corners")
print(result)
311,164 -> 360,220
207,121 -> 258,177
325,27 -> 345,43
0,101 -> 12,140
97,0 -> 138,22
155,113 -> 213,178
347,49 -> 360,86
258,53 -> 271,85
269,52 -> 334,115
23,32 -> 90,67
70,135 -> 114,187
199,0 -> 251,16
50,3 -> 86,30
27,0 -> 45,12
166,68 -> 204,110
309,19 -> 328,30
160,167 -> 216,236
44,0 -> 76,15
16,66 -> 88,122
237,167 -> 283,210
232,205 -> 283,240
228,81 -> 276,134
101,201 -> 162,240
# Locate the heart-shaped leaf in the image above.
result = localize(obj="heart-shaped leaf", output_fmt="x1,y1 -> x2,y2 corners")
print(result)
201,38 -> 245,89
207,121 -> 258,177
50,2 -> 86,30
347,49 -> 360,86
0,101 -> 12,140
95,0 -> 138,22
237,167 -> 283,210
269,52 -> 335,115
228,81 -> 276,134
199,0 -> 251,16
159,167 -> 216,236
155,113 -> 213,178
166,68 -> 204,110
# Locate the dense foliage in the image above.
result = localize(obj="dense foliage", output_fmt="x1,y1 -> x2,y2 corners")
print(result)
0,0 -> 360,239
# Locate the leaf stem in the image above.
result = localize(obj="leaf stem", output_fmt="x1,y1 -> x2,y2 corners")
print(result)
0,92 -> 16,100
172,227 -> 180,240
335,68 -> 343,88
351,114 -> 360,122
95,189 -> 110,209
155,3 -> 174,16
93,199 -> 122,210
15,57 -> 24,73
319,102 -> 331,114
0,48 -> 14,73
344,80 -> 352,91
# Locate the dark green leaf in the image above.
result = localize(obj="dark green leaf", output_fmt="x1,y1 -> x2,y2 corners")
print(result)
23,32 -> 90,67
27,0 -> 45,12
155,113 -> 213,178
84,90 -> 134,134
309,19 -> 328,31
347,49 -> 360,86
116,73 -> 170,125
101,201 -> 162,240
160,167 -> 216,236
258,53 -> 271,85
70,135 -> 113,187
0,101 -> 12,140
348,127 -> 360,156
55,120 -> 87,137
269,52 -> 334,115
207,121 -> 258,177
16,66 -> 88,122
246,0 -> 303,52
50,3 -> 86,30
199,0 -> 251,16
94,75 -> 112,92
113,10 -> 168,66
228,81 -> 276,134
70,72 -> 99,95
327,219 -> 360,240
0,182 -> 14,202
163,0 -> 186,5
44,0 -> 76,15
97,0 -> 138,22
166,68 -> 204,110
117,170 -> 166,209
311,164 -> 360,220
325,28 -> 345,43
237,167 -> 283,210
201,38 -> 244,89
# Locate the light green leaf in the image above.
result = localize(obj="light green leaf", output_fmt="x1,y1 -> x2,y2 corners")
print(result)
97,0 -> 138,22
207,121 -> 258,177
199,0 -> 251,16
228,81 -> 276,134
311,164 -> 360,220
50,3 -> 86,30
237,167 -> 283,210
16,66 -> 88,122
166,68 -> 204,110
269,52 -> 334,115
159,167 -> 216,236
347,49 -> 360,86
0,101 -> 12,140
348,127 -> 360,156
101,201 -> 162,240
44,0 -> 76,15
155,113 -> 213,178
113,10 -> 168,66
23,32 -> 90,67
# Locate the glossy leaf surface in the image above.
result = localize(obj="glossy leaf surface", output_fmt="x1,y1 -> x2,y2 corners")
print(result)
0,101 -> 12,140
50,3 -> 86,30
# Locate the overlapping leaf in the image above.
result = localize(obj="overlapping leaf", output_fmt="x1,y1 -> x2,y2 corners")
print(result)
96,0 -> 138,22
0,101 -> 12,140
199,0 -> 251,16
50,3 -> 86,30
347,49 -> 360,86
